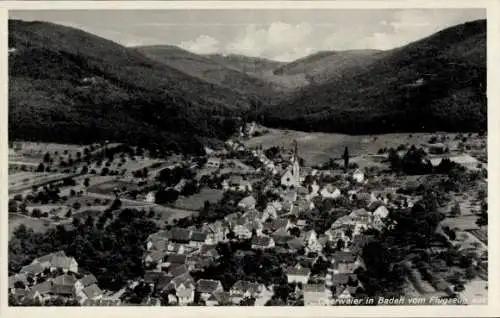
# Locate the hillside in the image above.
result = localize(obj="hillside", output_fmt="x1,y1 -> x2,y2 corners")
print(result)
263,19 -> 487,134
206,53 -> 310,91
273,49 -> 384,85
8,20 -> 253,154
136,45 -> 282,98
207,53 -> 285,74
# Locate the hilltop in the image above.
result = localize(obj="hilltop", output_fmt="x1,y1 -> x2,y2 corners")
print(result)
8,20 -> 253,154
262,19 -> 487,134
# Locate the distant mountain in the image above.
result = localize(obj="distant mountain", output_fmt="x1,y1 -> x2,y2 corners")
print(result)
136,45 -> 282,98
8,20 -> 252,154
263,19 -> 487,134
273,49 -> 384,85
207,53 -> 285,74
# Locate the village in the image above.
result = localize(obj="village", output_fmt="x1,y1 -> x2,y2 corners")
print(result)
8,122 -> 488,306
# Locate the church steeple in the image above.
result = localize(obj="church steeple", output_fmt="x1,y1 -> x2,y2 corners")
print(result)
292,140 -> 300,186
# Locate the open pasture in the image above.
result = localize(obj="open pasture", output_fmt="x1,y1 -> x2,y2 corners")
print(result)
173,188 -> 224,211
8,213 -> 52,239
9,171 -> 74,192
244,129 -> 479,167
87,179 -> 138,196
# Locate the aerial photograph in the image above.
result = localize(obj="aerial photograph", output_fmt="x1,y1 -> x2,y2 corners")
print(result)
7,8 -> 487,307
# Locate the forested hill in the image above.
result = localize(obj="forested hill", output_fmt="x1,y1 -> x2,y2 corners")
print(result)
261,19 -> 487,134
8,20 -> 251,155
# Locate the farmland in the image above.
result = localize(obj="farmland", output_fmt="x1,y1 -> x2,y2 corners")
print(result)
243,128 -> 483,167
173,188 -> 224,211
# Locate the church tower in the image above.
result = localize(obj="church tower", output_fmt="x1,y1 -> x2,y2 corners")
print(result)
291,140 -> 300,186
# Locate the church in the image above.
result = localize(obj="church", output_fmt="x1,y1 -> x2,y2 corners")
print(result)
280,141 -> 300,188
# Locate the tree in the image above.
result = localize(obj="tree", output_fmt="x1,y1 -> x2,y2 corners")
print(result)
43,152 -> 51,163
336,239 -> 346,250
84,177 -> 90,188
343,147 -> 349,170
36,163 -> 45,172
31,209 -> 42,218
65,210 -> 73,218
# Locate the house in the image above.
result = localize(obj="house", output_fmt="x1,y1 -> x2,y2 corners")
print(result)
27,281 -> 52,302
146,230 -> 170,251
189,231 -> 210,247
223,176 -> 252,192
320,185 -> 341,200
332,285 -> 357,300
373,205 -> 389,219
286,264 -> 311,284
327,273 -> 358,290
144,250 -> 165,268
164,254 -> 188,268
263,218 -> 291,233
329,252 -> 362,274
31,251 -> 78,273
325,224 -> 352,243
196,279 -> 224,300
261,204 -> 278,221
20,262 -> 45,276
237,196 -> 256,210
301,230 -> 323,253
166,273 -> 196,305
230,280 -> 262,303
251,235 -> 275,250
168,264 -> 190,278
79,274 -> 98,288
303,284 -> 331,306
281,189 -> 298,204
50,284 -> 76,298
203,221 -> 229,243
231,218 -> 253,239
198,244 -> 220,260
53,274 -> 83,291
145,191 -> 156,203
286,237 -> 305,252
79,284 -> 103,302
169,228 -> 192,244
205,157 -> 221,169
206,290 -> 232,306
352,169 -> 365,183
186,255 -> 211,272
8,274 -> 28,292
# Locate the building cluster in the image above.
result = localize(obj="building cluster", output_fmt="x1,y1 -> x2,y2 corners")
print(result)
8,251 -> 119,305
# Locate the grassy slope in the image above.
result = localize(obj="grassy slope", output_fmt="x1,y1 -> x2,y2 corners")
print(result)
263,20 -> 487,134
9,20 -> 252,153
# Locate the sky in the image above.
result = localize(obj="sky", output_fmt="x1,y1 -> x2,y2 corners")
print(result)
10,9 -> 486,62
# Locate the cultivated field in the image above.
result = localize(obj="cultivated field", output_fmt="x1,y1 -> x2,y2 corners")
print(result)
244,129 -> 482,167
9,171 -> 75,193
8,214 -> 51,238
87,179 -> 138,196
173,188 -> 224,211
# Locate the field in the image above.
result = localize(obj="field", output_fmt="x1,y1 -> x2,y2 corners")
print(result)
87,156 -> 166,176
441,215 -> 480,231
10,142 -> 87,162
243,129 -> 482,167
8,213 -> 52,238
173,188 -> 224,211
87,179 -> 138,196
9,171 -> 75,193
